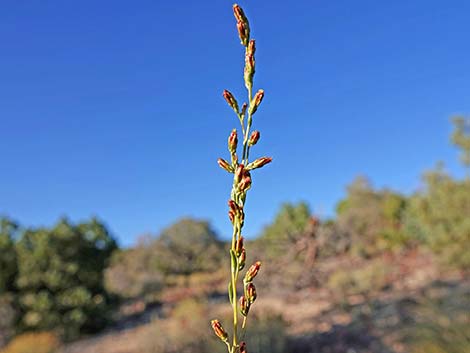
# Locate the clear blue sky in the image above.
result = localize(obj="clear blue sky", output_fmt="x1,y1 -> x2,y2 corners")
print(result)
1,0 -> 469,247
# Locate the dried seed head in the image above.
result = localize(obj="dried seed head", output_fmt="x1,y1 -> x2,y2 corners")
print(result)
249,89 -> 264,115
248,130 -> 260,146
233,4 -> 250,46
247,157 -> 272,170
246,282 -> 257,304
228,129 -> 238,154
218,158 -> 233,172
240,342 -> 247,353
239,296 -> 249,316
244,261 -> 261,282
211,319 -> 228,341
223,90 -> 239,113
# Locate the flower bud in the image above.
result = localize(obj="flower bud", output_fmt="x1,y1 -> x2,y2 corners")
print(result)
235,236 -> 244,256
240,342 -> 247,353
247,157 -> 272,171
218,158 -> 233,172
244,40 -> 256,89
248,131 -> 260,146
238,248 -> 246,270
239,296 -> 250,316
249,89 -> 264,115
238,172 -> 252,192
233,4 -> 250,46
228,129 -> 238,154
223,90 -> 239,113
246,283 -> 257,304
234,164 -> 245,184
244,261 -> 261,282
228,210 -> 235,223
241,102 -> 248,117
211,319 -> 228,341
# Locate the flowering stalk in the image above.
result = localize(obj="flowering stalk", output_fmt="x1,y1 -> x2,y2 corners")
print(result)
211,4 -> 272,353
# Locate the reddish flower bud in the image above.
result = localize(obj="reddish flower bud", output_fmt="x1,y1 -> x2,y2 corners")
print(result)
233,4 -> 250,46
240,342 -> 247,353
249,89 -> 264,115
228,129 -> 238,154
239,296 -> 250,316
218,158 -> 233,172
211,319 -> 228,341
248,130 -> 260,146
235,236 -> 244,256
246,282 -> 257,304
244,261 -> 261,282
234,164 -> 245,183
247,157 -> 272,171
223,89 -> 239,113
241,102 -> 248,117
238,172 -> 252,192
228,210 -> 235,223
238,248 -> 246,270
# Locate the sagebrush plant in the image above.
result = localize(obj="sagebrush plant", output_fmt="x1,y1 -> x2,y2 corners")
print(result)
211,4 -> 272,353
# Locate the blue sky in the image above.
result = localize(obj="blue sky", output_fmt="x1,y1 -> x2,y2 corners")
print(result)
1,0 -> 469,247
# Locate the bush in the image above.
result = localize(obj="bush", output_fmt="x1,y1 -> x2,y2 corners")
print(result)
405,167 -> 470,269
0,295 -> 17,348
406,282 -> 470,353
139,299 -> 222,353
15,218 -> 117,339
0,332 -> 60,353
328,260 -> 390,298
243,311 -> 288,353
334,177 -> 409,257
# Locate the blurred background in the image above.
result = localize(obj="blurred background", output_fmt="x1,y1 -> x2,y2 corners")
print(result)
0,1 -> 469,353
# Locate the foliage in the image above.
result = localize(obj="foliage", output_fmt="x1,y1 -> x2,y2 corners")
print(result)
256,202 -> 312,258
334,176 -> 409,257
0,217 -> 19,293
0,332 -> 60,353
105,245 -> 163,299
154,218 -> 224,277
243,311 -> 288,353
328,260 -> 390,298
15,218 -> 117,339
0,294 -> 17,348
450,116 -> 470,173
405,166 -> 470,269
407,282 -> 470,353
139,299 -> 222,353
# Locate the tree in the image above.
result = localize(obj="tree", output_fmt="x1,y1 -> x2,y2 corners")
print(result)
451,116 -> 470,176
405,166 -> 470,269
15,217 -> 117,339
334,176 -> 408,257
0,217 -> 19,293
257,202 -> 312,255
105,245 -> 164,299
153,218 -> 224,277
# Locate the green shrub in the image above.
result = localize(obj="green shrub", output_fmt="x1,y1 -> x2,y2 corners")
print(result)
243,311 -> 288,353
15,218 -> 117,339
328,260 -> 390,298
405,167 -> 470,269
